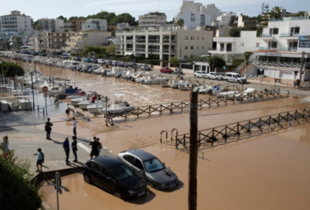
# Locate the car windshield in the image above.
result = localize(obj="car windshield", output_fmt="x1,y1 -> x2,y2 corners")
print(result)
215,73 -> 221,76
143,158 -> 165,172
235,75 -> 241,78
110,164 -> 133,181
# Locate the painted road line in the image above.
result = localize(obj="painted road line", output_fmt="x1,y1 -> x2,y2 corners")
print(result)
19,145 -> 38,147
78,142 -> 91,153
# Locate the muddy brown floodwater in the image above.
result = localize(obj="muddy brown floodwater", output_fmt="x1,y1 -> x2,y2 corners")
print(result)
25,62 -> 310,210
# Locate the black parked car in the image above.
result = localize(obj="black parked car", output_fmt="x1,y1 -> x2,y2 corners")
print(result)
117,149 -> 179,190
83,156 -> 146,200
73,56 -> 81,61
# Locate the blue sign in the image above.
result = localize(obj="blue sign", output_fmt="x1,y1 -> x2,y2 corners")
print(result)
223,66 -> 226,70
294,71 -> 298,75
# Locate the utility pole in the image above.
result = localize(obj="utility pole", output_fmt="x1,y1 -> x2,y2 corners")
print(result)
299,51 -> 305,87
189,91 -> 198,210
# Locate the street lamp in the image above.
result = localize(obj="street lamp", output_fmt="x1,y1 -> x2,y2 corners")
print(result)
30,71 -> 35,110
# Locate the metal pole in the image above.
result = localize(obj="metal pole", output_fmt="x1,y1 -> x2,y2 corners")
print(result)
189,91 -> 198,210
105,96 -> 109,126
31,72 -> 35,110
55,172 -> 60,210
45,95 -> 48,116
299,51 -> 305,87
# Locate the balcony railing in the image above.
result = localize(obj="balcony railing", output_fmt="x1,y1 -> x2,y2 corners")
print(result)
280,33 -> 299,37
148,39 -> 160,43
136,48 -> 145,52
126,48 -> 133,51
260,33 -> 272,37
162,49 -> 170,53
278,47 -> 297,51
171,49 -> 176,53
136,39 -> 146,43
126,40 -> 133,43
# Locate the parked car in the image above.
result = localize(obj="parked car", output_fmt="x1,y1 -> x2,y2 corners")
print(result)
108,60 -> 112,65
160,67 -> 173,73
194,71 -> 208,78
139,64 -> 151,71
225,72 -> 247,83
129,62 -> 136,68
62,55 -> 70,59
84,58 -> 91,62
172,68 -> 185,75
117,149 -> 179,190
83,156 -> 146,200
98,59 -> 105,64
207,72 -> 223,80
117,62 -> 125,67
90,58 -> 98,63
73,56 -> 81,61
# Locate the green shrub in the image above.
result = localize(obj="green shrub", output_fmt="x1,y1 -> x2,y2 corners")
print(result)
0,152 -> 42,210
231,59 -> 244,66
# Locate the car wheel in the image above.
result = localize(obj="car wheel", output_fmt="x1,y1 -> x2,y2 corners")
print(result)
237,80 -> 240,83
146,180 -> 154,188
113,190 -> 122,199
83,173 -> 92,184
226,79 -> 229,82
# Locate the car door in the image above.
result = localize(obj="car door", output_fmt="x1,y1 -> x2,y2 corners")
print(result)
123,155 -> 145,178
99,166 -> 115,193
90,162 -> 103,187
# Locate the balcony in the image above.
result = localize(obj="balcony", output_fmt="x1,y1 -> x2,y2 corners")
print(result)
136,48 -> 146,52
148,39 -> 160,43
126,40 -> 133,43
126,48 -> 133,51
136,39 -> 146,43
162,49 -> 170,53
278,47 -> 297,51
280,33 -> 299,37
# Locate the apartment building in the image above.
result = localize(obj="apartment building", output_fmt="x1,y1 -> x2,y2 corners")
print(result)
253,16 -> 310,81
38,32 -> 76,52
209,31 -> 261,63
139,12 -> 167,27
66,29 -> 111,52
212,12 -> 236,27
0,10 -> 32,42
115,27 -> 213,62
82,19 -> 107,31
175,1 -> 223,30
63,19 -> 86,32
37,18 -> 64,32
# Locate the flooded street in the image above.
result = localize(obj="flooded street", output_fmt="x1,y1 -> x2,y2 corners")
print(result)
13,61 -> 310,210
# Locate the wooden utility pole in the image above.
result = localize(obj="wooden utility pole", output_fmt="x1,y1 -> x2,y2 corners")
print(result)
189,91 -> 198,210
299,51 -> 305,87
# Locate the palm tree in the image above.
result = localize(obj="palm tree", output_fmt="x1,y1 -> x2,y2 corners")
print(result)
269,6 -> 282,19
174,18 -> 184,29
12,36 -> 23,49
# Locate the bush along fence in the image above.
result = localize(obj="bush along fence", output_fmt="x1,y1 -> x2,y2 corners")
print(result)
93,88 -> 285,123
173,107 -> 310,151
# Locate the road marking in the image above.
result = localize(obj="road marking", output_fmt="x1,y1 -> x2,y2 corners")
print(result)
78,142 -> 91,153
19,145 -> 37,147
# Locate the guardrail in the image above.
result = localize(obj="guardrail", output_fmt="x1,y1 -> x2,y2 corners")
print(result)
174,107 -> 310,150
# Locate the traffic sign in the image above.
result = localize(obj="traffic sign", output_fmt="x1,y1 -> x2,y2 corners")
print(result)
42,86 -> 48,92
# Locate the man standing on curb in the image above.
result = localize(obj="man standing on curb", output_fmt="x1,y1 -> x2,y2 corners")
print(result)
45,118 -> 53,140
63,137 -> 70,165
73,117 -> 77,138
71,136 -> 78,162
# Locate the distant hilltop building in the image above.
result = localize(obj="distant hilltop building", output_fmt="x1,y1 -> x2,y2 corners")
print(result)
82,19 -> 107,31
37,18 -> 64,32
175,1 -> 224,30
139,12 -> 167,27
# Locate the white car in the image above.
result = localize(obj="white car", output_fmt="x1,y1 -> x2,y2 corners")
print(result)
207,72 -> 223,80
194,71 -> 208,78
97,59 -> 105,64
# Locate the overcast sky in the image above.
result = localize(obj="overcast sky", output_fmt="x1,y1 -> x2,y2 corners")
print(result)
1,0 -> 309,21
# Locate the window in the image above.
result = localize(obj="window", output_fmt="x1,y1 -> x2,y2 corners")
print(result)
202,46 -> 204,50
60,39 -> 62,42
91,162 -> 101,173
185,46 -> 188,50
95,33 -> 98,37
190,46 -> 194,50
269,28 -> 279,35
191,36 -> 194,40
268,41 -> 277,48
202,37 -> 204,40
290,27 -> 300,35
101,167 -> 111,177
256,43 -> 260,47
59,34 -> 62,37
197,37 -> 199,40
66,34 -> 69,37
220,43 -> 224,51
191,13 -> 195,21
185,36 -> 188,40
227,43 -> 232,51
197,46 -> 199,50
90,39 -> 93,42
238,42 -> 244,47
184,55 -> 188,59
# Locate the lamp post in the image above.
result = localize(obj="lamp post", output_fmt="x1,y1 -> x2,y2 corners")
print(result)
30,71 -> 35,110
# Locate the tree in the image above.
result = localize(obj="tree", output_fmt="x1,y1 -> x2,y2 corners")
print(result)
229,27 -> 245,37
207,55 -> 226,72
12,36 -> 23,49
292,11 -> 306,17
229,15 -> 237,26
244,51 -> 253,65
105,45 -> 115,56
0,151 -> 42,210
34,22 -> 43,31
0,61 -> 25,80
269,6 -> 282,19
57,15 -> 67,22
174,18 -> 184,29
170,56 -> 180,67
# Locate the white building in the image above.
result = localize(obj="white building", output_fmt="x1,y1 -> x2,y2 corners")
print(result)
139,12 -> 167,27
115,27 -> 213,63
175,1 -> 223,30
213,12 -> 236,27
0,10 -> 33,44
82,19 -> 107,31
117,23 -> 130,30
209,31 -> 261,63
37,18 -> 64,32
253,17 -> 310,82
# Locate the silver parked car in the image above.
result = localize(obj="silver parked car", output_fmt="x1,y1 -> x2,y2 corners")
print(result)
194,71 -> 208,78
117,149 -> 179,190
207,72 -> 223,80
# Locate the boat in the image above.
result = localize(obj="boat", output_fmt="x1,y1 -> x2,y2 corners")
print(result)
178,81 -> 194,91
87,100 -> 108,115
99,94 -> 135,117
193,85 -> 213,94
93,67 -> 105,74
217,90 -> 240,98
233,88 -> 255,98
142,75 -> 168,85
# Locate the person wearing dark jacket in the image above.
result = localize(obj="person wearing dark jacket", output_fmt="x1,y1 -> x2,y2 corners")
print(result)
45,118 -> 53,140
71,136 -> 78,162
63,137 -> 70,165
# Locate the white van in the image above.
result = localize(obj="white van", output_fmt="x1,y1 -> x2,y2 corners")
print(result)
225,72 -> 247,83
